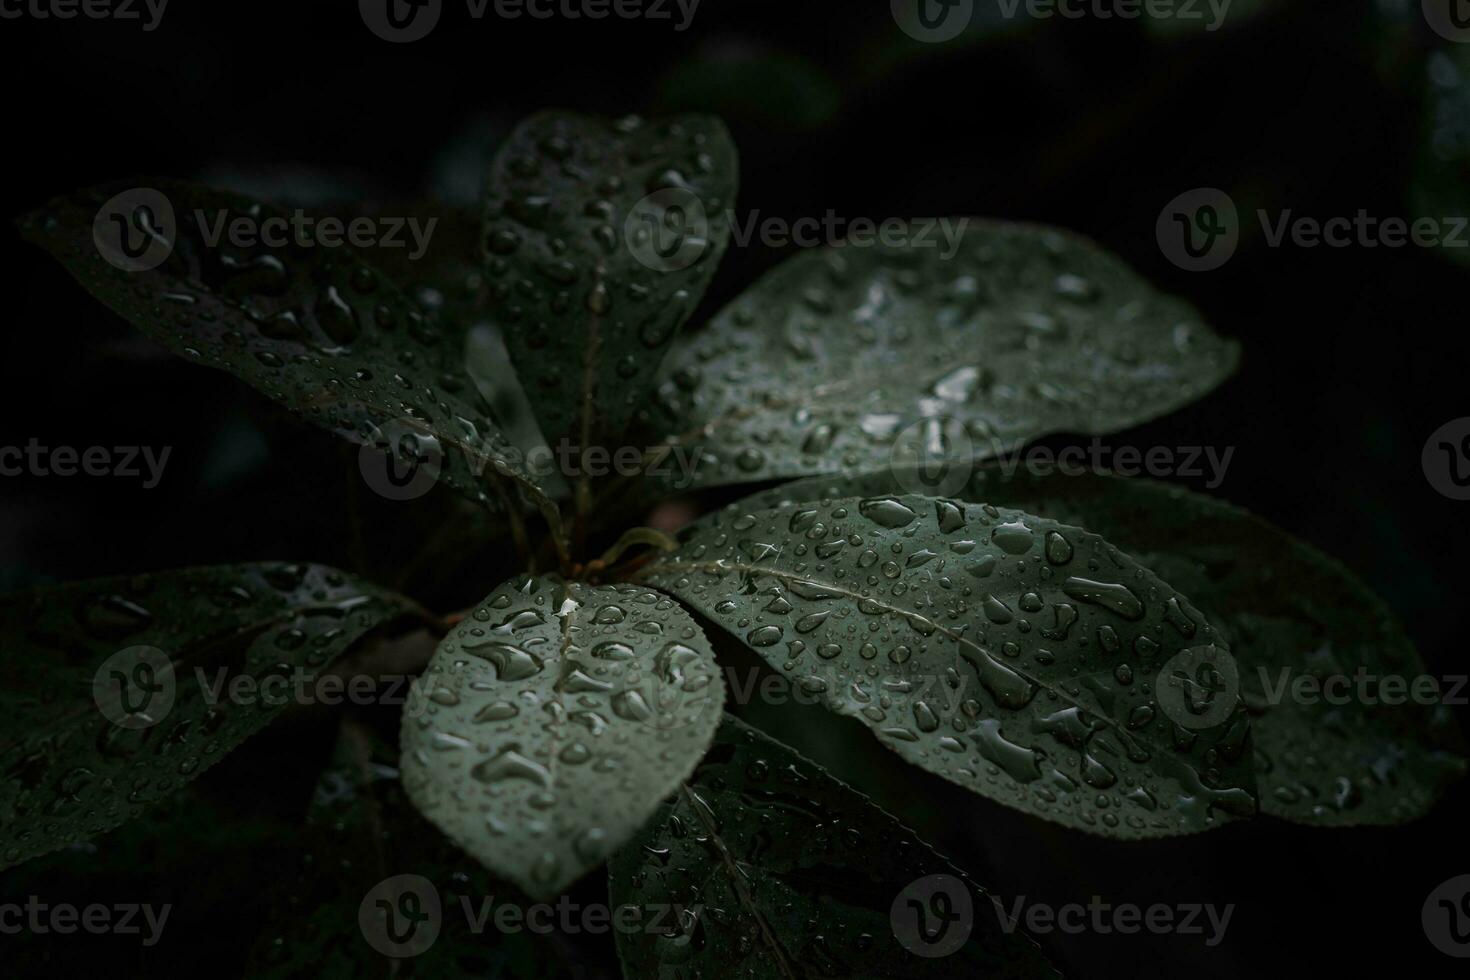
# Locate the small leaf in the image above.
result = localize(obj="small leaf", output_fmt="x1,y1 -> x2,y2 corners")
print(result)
0,563 -> 415,870
482,111 -> 737,453
18,181 -> 554,516
641,221 -> 1237,491
639,494 -> 1257,837
400,574 -> 724,899
756,466 -> 1468,826
608,715 -> 1059,979
249,723 -> 568,977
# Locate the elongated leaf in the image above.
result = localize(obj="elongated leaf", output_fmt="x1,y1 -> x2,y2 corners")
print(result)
400,574 -> 724,899
19,181 -> 552,515
482,111 -> 737,454
0,563 -> 415,870
753,466 -> 1467,826
608,715 -> 1059,979
345,201 -> 567,498
249,723 -> 566,978
640,221 -> 1237,491
639,494 -> 1257,837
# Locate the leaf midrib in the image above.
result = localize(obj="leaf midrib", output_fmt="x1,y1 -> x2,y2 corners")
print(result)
642,558 -> 1200,780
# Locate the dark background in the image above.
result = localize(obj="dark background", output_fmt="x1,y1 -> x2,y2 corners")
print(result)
1,0 -> 1467,976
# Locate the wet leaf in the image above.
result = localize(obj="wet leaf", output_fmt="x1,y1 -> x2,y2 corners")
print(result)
608,714 -> 1059,979
0,563 -> 416,870
249,723 -> 567,978
400,574 -> 724,899
345,201 -> 564,497
482,111 -> 737,455
755,466 -> 1468,826
18,181 -> 554,516
639,493 -> 1257,838
640,221 -> 1237,491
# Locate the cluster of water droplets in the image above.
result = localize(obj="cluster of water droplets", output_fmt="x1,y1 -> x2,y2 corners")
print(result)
644,493 -> 1257,836
0,562 -> 399,869
480,113 -> 734,445
400,575 -> 723,896
646,220 -> 1236,490
22,185 -> 522,507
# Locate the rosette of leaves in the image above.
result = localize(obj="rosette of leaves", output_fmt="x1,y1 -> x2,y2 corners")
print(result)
8,109 -> 1460,978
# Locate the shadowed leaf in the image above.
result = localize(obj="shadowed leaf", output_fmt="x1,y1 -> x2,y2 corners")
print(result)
640,221 -> 1237,492
0,563 -> 416,870
750,466 -> 1468,826
639,493 -> 1257,837
19,181 -> 554,518
608,715 -> 1060,979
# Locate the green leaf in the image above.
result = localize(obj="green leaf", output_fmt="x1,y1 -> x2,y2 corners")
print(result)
400,574 -> 724,899
481,111 -> 738,454
18,181 -> 554,517
640,221 -> 1237,491
343,201 -> 568,499
754,466 -> 1468,826
0,562 -> 416,870
249,723 -> 566,978
607,715 -> 1059,979
638,493 -> 1257,837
